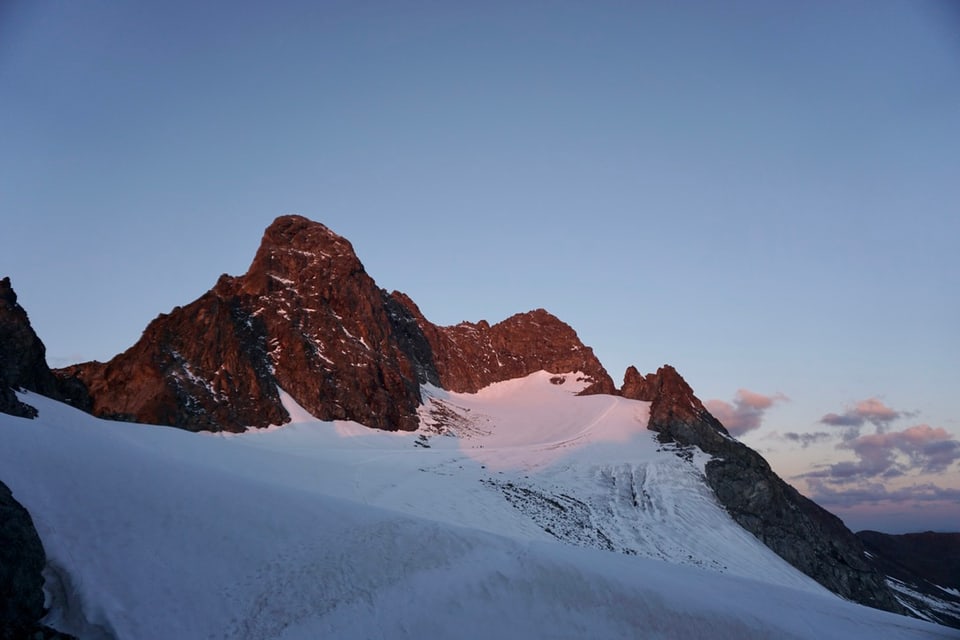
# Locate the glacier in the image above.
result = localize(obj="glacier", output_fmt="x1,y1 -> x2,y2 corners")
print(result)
0,373 -> 954,639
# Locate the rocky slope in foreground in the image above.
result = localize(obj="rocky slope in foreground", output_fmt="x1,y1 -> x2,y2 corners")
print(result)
58,216 -> 613,432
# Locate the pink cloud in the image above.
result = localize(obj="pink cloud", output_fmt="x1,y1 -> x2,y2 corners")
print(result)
820,397 -> 904,432
802,398 -> 959,532
849,424 -> 960,474
704,389 -> 788,437
854,398 -> 901,425
801,423 -> 960,482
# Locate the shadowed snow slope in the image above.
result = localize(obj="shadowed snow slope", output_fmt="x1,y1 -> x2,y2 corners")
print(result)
0,374 -> 955,639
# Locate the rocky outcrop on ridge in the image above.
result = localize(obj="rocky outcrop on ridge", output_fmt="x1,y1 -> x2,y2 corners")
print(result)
390,292 -> 615,395
0,277 -> 89,419
621,365 -> 905,615
60,216 -> 612,432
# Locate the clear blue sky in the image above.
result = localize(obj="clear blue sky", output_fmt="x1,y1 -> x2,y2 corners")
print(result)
2,0 -> 958,533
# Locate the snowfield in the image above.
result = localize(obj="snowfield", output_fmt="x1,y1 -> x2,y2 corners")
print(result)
1,372 -> 955,639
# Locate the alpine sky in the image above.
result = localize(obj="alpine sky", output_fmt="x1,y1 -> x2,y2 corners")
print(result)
2,1 -> 957,532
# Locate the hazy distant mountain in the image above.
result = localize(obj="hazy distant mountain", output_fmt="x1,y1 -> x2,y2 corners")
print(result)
857,530 -> 960,628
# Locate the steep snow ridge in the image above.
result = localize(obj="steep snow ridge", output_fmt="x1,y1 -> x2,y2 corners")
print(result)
0,382 -> 954,638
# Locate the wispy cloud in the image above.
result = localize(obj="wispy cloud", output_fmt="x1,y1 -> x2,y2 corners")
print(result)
804,479 -> 960,532
798,398 -> 959,531
800,423 -> 960,483
781,431 -> 833,448
820,398 -> 906,433
804,478 -> 960,509
704,389 -> 788,437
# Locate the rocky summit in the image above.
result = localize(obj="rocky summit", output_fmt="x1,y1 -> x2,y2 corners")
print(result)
0,277 -> 89,418
58,215 -> 612,432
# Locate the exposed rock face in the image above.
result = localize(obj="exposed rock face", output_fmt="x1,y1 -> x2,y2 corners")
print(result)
622,365 -> 905,615
857,530 -> 960,629
390,292 -> 615,395
62,217 -> 424,432
62,216 -> 612,432
0,480 -> 46,638
0,480 -> 80,640
0,277 -> 90,418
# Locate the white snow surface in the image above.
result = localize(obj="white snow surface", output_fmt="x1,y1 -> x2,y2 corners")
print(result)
0,372 -> 954,639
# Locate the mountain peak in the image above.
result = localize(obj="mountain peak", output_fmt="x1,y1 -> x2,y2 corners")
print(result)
257,215 -> 356,261
0,277 -> 89,418
237,215 -> 363,298
60,216 -> 613,431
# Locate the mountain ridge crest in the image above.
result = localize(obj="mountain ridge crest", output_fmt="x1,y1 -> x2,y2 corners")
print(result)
53,215 -> 614,432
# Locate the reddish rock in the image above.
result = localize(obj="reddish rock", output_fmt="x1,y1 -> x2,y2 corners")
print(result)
63,217 -> 429,431
391,293 -> 615,395
0,277 -> 89,418
62,216 -> 612,432
621,364 -> 730,447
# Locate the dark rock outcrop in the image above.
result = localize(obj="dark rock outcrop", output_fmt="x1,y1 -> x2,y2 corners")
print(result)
622,365 -> 905,615
0,480 -> 46,638
61,216 -> 612,432
0,480 -> 76,639
857,531 -> 960,591
390,292 -> 615,395
857,530 -> 960,629
0,277 -> 90,418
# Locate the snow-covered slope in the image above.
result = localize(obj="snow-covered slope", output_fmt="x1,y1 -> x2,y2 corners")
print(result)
0,374 -> 954,639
